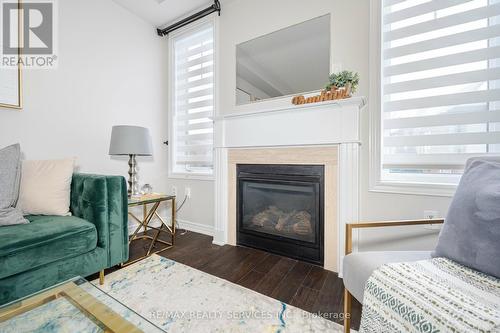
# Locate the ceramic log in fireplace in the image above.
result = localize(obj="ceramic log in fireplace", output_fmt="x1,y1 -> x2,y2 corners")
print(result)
237,164 -> 324,265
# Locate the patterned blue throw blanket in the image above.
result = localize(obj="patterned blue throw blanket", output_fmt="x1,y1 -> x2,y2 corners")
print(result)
360,258 -> 500,332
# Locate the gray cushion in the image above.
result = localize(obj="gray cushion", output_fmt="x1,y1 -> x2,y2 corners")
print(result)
343,251 -> 431,303
432,157 -> 500,279
0,144 -> 28,226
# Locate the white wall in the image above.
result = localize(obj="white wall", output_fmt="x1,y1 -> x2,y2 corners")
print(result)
1,0 -> 166,181
216,0 -> 453,251
0,0 -> 171,231
0,0 -> 213,234
0,0 -> 453,248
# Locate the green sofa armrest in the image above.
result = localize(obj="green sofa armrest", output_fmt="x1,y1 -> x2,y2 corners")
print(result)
70,173 -> 129,267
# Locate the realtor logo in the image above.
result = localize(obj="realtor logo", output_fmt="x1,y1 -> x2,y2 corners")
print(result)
1,0 -> 57,68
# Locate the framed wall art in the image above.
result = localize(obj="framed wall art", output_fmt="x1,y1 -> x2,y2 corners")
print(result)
0,0 -> 22,109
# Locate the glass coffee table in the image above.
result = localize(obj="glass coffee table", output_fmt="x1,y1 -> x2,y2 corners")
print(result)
0,277 -> 164,333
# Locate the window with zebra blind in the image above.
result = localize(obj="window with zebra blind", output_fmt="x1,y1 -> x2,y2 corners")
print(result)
169,20 -> 215,177
378,0 -> 500,190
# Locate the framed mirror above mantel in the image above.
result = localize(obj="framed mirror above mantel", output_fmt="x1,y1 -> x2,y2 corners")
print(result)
235,14 -> 331,106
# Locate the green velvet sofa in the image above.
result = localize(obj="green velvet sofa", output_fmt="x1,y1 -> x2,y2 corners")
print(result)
0,174 -> 129,305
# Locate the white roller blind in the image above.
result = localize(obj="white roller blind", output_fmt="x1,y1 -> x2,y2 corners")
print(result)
171,22 -> 214,175
381,0 -> 500,185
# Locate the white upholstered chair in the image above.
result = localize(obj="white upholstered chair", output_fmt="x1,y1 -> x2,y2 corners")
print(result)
341,219 -> 444,332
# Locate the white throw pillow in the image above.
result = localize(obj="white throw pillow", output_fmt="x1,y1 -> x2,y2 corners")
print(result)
18,158 -> 75,216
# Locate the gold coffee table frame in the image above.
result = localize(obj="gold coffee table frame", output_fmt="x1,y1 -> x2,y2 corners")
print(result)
0,279 -> 143,333
123,195 -> 176,267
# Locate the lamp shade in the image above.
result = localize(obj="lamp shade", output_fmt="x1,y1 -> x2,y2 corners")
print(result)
109,125 -> 153,156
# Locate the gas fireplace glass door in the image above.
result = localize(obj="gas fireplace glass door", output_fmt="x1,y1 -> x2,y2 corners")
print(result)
239,180 -> 319,244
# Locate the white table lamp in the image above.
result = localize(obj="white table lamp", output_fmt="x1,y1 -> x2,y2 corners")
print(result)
109,125 -> 153,197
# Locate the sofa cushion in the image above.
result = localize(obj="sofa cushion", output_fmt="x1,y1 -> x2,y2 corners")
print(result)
0,215 -> 97,279
432,157 -> 500,279
0,247 -> 107,305
18,158 -> 75,216
343,251 -> 432,303
0,144 -> 28,226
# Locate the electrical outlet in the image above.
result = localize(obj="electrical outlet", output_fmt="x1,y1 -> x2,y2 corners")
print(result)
424,210 -> 439,220
172,186 -> 177,196
185,187 -> 191,199
424,210 -> 442,230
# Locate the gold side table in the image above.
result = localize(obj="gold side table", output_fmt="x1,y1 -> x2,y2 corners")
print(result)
122,194 -> 176,267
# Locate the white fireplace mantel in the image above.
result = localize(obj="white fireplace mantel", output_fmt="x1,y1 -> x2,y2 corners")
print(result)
213,96 -> 367,273
214,96 -> 366,149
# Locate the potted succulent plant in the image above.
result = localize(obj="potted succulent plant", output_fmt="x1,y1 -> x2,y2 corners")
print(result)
326,70 -> 360,97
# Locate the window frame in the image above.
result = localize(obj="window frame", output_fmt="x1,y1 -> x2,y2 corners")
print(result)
167,15 -> 218,181
369,0 -> 458,197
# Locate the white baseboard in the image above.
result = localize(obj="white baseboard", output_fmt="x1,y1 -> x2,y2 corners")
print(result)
128,219 -> 214,238
212,239 -> 226,246
212,230 -> 227,246
177,219 -> 214,237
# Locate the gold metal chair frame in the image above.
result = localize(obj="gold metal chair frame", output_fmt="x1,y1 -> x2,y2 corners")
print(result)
122,196 -> 176,267
342,218 -> 445,333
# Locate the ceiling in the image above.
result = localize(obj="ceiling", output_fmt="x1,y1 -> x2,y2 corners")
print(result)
112,0 -> 219,27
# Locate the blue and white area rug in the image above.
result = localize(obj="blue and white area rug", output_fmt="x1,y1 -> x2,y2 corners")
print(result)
94,254 -> 345,332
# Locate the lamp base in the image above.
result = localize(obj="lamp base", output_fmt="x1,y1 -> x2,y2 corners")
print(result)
128,154 -> 139,197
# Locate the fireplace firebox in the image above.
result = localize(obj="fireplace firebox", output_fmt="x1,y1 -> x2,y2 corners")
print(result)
237,164 -> 324,265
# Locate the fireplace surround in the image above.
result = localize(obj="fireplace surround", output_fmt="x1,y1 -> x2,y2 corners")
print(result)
213,96 -> 365,273
237,164 -> 324,265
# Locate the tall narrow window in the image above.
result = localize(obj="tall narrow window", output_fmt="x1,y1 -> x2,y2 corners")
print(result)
170,21 -> 215,177
381,0 -> 500,186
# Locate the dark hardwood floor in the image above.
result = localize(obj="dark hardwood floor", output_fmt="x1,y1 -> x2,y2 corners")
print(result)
89,230 -> 362,330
